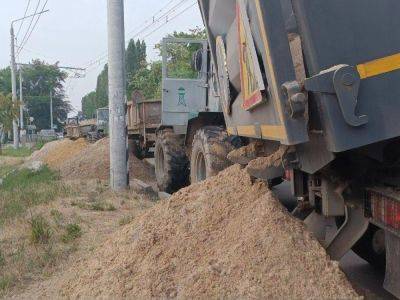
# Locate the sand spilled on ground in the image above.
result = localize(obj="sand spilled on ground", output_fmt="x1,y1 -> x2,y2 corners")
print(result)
27,138 -> 155,184
18,165 -> 358,299
58,138 -> 155,184
28,139 -> 89,169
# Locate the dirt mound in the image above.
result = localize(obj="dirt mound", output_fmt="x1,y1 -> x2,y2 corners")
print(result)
32,165 -> 358,299
28,139 -> 89,169
58,138 -> 155,184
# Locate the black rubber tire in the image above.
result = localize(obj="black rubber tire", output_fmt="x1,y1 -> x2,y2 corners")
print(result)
336,219 -> 386,270
155,130 -> 189,193
190,126 -> 235,184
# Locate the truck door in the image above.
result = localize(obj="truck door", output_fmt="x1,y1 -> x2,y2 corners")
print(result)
161,38 -> 208,133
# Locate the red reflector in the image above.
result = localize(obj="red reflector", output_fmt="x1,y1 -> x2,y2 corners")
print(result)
370,190 -> 400,231
284,170 -> 293,181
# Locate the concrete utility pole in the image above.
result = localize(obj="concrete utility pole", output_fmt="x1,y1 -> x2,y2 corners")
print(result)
10,25 -> 19,149
19,68 -> 24,130
50,90 -> 53,130
107,0 -> 128,190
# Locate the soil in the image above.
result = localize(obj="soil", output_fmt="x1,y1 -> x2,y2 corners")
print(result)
12,165 -> 359,299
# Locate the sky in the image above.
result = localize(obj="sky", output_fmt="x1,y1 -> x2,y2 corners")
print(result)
0,0 -> 204,114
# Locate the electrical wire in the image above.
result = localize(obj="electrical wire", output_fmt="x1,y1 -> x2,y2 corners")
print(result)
85,0 -> 195,72
18,0 -> 41,51
18,0 -> 49,55
16,0 -> 32,39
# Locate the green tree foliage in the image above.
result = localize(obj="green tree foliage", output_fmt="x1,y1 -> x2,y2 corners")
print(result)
0,68 -> 12,94
81,91 -> 97,119
129,61 -> 162,100
95,64 -> 109,110
81,39 -> 147,118
0,93 -> 18,132
0,60 -> 71,131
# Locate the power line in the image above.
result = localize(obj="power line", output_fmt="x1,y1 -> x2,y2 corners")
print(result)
18,0 -> 41,51
16,0 -> 32,39
85,0 -> 195,72
84,0 -> 191,70
18,0 -> 49,55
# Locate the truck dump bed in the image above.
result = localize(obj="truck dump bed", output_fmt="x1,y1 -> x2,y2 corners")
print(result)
199,0 -> 400,152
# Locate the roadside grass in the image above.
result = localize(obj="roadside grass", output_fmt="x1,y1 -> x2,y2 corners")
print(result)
0,147 -> 32,158
0,167 -> 70,225
0,165 -> 14,178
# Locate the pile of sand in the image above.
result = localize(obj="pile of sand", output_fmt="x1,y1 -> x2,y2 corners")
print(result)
32,165 -> 358,299
28,139 -> 89,169
58,138 -> 155,183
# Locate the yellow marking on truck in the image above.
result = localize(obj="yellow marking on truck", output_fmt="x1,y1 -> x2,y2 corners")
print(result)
261,125 -> 286,140
357,53 -> 400,79
237,125 -> 257,137
254,0 -> 287,141
227,127 -> 236,136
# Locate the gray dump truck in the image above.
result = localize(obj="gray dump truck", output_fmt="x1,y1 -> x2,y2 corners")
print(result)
153,0 -> 400,296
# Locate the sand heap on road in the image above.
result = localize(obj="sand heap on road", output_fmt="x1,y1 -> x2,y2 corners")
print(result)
28,139 -> 88,169
48,165 -> 358,299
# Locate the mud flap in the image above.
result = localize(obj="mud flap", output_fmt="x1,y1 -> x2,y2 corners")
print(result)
384,231 -> 400,298
326,205 -> 369,261
304,212 -> 328,244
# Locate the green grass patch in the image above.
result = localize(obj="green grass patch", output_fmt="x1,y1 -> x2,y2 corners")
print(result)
29,215 -> 52,245
0,275 -> 14,292
0,167 -> 69,225
62,224 -> 82,243
0,165 -> 14,178
35,140 -> 47,150
0,147 -> 32,157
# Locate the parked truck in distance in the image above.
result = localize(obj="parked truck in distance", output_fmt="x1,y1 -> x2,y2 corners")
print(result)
127,91 -> 161,158
65,107 -> 109,142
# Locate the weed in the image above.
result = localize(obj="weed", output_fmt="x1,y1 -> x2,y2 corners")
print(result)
119,215 -> 134,226
50,209 -> 64,226
0,249 -> 5,267
0,167 -> 67,225
30,215 -> 52,245
62,224 -> 82,243
0,147 -> 32,157
91,201 -> 116,212
35,140 -> 47,150
0,275 -> 14,292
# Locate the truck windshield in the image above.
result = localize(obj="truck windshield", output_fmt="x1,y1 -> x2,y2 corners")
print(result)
166,42 -> 203,80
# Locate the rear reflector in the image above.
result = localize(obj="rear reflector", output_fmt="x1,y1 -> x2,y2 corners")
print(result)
368,189 -> 400,233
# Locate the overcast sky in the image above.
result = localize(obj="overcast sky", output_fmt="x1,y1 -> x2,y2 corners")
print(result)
0,0 -> 203,114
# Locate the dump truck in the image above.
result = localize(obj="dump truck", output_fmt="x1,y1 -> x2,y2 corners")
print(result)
87,107 -> 109,142
127,91 -> 161,158
153,0 -> 400,297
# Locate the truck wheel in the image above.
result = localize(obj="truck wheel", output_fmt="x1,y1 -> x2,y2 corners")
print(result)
155,130 -> 189,193
190,126 -> 235,184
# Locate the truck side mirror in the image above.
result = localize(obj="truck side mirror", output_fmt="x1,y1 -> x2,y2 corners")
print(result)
192,49 -> 203,72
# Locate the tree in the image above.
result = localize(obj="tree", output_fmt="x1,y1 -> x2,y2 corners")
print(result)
0,93 -> 18,150
82,91 -> 97,119
129,61 -> 162,100
95,64 -> 109,109
0,60 -> 71,131
0,67 -> 12,94
19,60 -> 71,130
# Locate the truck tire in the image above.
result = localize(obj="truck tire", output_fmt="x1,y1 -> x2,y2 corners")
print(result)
190,126 -> 235,184
155,130 -> 189,193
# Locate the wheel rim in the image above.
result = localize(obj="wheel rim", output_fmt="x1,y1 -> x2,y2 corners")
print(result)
195,151 -> 206,182
156,146 -> 165,178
